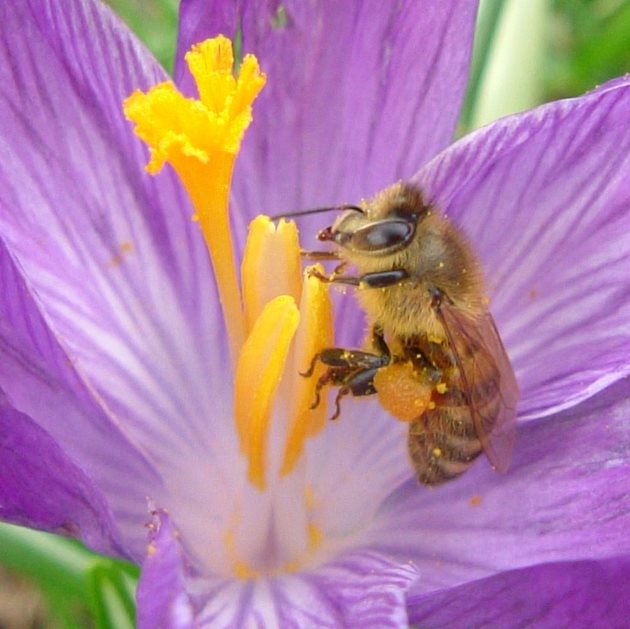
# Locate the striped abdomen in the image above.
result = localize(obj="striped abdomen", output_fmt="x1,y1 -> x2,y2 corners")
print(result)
406,336 -> 501,485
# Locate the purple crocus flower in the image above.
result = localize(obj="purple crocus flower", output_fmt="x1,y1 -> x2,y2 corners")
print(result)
1,0 -> 630,627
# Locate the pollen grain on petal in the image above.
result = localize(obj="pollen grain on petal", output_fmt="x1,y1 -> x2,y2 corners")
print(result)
224,524 -> 260,580
308,522 -> 323,550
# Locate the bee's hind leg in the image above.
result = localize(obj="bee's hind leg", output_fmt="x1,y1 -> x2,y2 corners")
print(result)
300,347 -> 390,420
300,352 -> 322,378
329,364 -> 382,420
330,385 -> 351,420
309,367 -> 343,410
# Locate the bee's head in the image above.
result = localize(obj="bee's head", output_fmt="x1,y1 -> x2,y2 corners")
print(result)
318,183 -> 430,257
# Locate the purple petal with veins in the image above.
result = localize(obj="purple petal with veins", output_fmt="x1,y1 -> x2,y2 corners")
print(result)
0,240 -> 162,556
189,550 -> 418,627
137,510 -> 195,629
408,556 -> 630,628
1,0 -> 629,626
0,395 -> 124,555
0,0 -> 237,511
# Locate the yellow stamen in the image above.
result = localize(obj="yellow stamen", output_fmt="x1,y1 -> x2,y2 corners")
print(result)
241,216 -> 302,333
235,296 -> 300,490
124,36 -> 337,493
281,267 -> 334,476
123,35 -> 266,358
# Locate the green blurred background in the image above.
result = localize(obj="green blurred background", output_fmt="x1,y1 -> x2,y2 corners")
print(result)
1,0 -> 628,626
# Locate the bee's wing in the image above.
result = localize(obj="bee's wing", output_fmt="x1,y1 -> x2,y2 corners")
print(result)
436,304 -> 519,472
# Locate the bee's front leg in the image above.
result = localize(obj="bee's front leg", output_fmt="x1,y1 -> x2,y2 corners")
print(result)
300,249 -> 341,261
309,268 -> 410,288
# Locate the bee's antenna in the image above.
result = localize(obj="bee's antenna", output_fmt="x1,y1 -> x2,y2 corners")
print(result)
269,205 -> 363,221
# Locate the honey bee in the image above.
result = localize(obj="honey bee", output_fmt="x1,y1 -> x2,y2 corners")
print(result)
277,182 -> 519,485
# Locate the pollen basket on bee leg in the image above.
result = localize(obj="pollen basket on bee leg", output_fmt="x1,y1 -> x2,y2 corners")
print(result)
374,362 -> 433,422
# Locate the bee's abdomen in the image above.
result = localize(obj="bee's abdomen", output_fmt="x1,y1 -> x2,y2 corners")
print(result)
408,406 -> 482,485
407,363 -> 501,486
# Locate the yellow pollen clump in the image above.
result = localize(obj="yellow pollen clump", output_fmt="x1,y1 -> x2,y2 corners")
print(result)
374,362 -> 432,422
125,37 -> 265,174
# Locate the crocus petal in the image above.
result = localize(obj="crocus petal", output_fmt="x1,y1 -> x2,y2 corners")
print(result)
367,378 -> 630,592
415,77 -> 630,418
0,282 -> 162,558
177,0 -> 479,223
0,395 -> 124,555
137,510 -> 195,629
137,512 -> 419,627
407,556 -> 630,628
190,550 -> 418,628
306,400 -> 410,536
0,1 -> 233,477
0,243 -> 163,557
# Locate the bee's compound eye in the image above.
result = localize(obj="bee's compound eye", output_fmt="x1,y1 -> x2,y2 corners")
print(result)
350,219 -> 414,252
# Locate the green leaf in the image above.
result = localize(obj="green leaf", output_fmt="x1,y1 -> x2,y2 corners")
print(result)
0,523 -> 139,628
104,0 -> 179,73
468,0 -> 549,130
0,523 -> 94,596
548,0 -> 630,97
87,562 -> 137,629
459,0 -> 509,132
